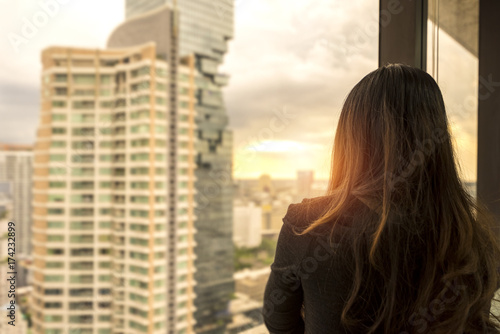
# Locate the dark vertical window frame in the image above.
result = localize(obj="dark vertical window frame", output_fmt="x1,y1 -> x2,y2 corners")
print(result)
477,0 -> 500,233
379,0 -> 428,69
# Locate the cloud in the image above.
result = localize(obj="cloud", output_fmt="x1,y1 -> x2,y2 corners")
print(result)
222,0 -> 379,178
0,0 -> 124,144
0,0 -> 478,181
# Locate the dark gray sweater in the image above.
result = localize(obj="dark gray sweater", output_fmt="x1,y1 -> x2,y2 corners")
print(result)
263,195 -> 365,334
262,195 -> 496,334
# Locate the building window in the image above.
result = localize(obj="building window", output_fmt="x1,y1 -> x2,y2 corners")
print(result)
52,101 -> 66,108
73,74 -> 96,84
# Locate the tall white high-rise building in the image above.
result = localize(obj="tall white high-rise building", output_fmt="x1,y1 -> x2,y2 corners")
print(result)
32,39 -> 198,333
233,203 -> 262,248
0,144 -> 33,257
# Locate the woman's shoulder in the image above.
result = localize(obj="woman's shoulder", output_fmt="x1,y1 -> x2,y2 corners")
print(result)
282,194 -> 365,234
283,195 -> 334,228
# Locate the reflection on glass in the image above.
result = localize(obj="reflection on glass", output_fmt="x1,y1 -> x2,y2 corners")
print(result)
427,0 -> 479,196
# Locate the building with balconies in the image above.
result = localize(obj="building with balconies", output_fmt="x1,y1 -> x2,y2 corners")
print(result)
32,41 -> 198,334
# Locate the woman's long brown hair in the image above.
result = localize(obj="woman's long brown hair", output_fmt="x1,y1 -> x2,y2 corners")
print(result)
300,64 -> 500,333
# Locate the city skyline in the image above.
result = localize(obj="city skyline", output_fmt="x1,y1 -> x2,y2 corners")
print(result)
0,0 -> 478,180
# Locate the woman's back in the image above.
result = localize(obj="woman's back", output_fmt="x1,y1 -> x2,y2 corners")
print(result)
264,194 -> 495,333
262,195 -> 368,333
263,64 -> 500,334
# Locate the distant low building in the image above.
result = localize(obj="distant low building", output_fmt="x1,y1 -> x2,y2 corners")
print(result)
296,170 -> 314,200
234,267 -> 271,302
227,293 -> 264,334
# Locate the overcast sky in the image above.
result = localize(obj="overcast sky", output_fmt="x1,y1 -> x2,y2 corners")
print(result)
0,0 -> 477,180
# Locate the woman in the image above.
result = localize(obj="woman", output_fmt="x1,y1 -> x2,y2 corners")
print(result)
263,64 -> 500,333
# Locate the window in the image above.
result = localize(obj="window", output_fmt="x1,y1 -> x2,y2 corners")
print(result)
71,168 -> 94,176
156,97 -> 166,105
73,74 -> 95,84
100,141 -> 112,148
130,124 -> 149,134
131,66 -> 150,78
73,101 -> 95,109
100,182 -> 111,189
47,221 -> 64,229
131,110 -> 150,119
71,181 -> 93,190
131,81 -> 150,91
99,275 -> 111,282
100,74 -> 112,84
99,221 -> 111,229
71,208 -> 94,217
49,168 -> 66,176
155,125 -> 166,134
51,114 -> 66,121
52,101 -> 66,108
131,182 -> 148,189
72,141 -> 94,149
70,222 -> 93,230
98,195 -> 111,203
71,195 -> 93,203
100,89 -> 111,96
72,127 -> 94,136
44,275 -> 64,282
131,95 -> 150,105
47,248 -> 64,255
49,182 -> 66,188
131,139 -> 149,147
71,114 -> 95,123
130,210 -> 148,218
47,208 -> 64,215
72,154 -> 94,163
44,302 -> 62,308
48,195 -> 64,202
54,74 -> 67,82
51,127 -> 66,135
156,67 -> 167,78
131,168 -> 149,175
99,168 -> 111,175
99,154 -> 112,162
131,153 -> 149,161
44,288 -> 63,294
100,101 -> 113,108
73,88 -> 95,96
50,141 -> 66,148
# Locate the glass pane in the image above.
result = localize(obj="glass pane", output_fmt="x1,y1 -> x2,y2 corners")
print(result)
427,0 -> 479,197
225,0 -> 378,199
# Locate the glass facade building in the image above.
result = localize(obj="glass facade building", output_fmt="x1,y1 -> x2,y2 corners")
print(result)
125,1 -> 235,333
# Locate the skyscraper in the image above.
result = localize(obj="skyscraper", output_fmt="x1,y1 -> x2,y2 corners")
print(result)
296,170 -> 314,200
123,2 -> 235,333
0,143 -> 33,257
32,41 -> 197,333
